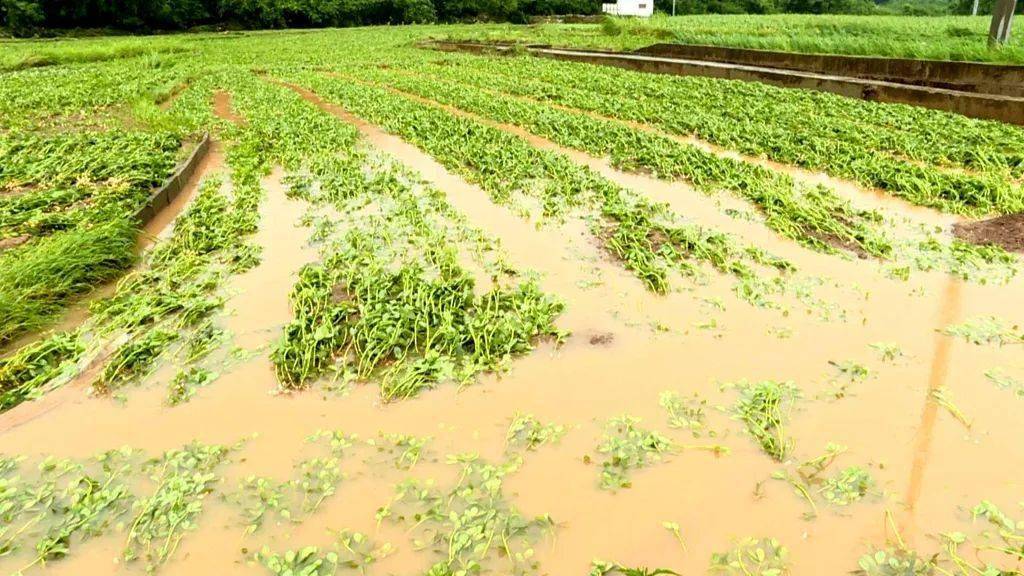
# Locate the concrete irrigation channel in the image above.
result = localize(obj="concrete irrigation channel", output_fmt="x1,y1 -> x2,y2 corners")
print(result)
427,41 -> 1024,126
133,132 -> 212,226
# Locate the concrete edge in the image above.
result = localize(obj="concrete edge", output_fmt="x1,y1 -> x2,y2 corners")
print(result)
424,41 -> 1024,126
133,132 -> 211,226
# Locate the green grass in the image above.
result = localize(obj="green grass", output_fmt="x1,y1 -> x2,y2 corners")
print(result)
0,220 -> 137,345
443,14 -> 1024,64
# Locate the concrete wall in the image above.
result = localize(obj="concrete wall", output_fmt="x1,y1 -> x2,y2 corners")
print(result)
133,134 -> 211,226
635,43 -> 1024,97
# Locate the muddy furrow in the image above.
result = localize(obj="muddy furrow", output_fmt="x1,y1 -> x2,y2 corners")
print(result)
276,79 -> 688,337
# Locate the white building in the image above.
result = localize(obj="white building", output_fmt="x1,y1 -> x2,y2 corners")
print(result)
601,0 -> 655,16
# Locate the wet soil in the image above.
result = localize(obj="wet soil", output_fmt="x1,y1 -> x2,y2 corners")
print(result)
953,212 -> 1024,252
213,90 -> 243,125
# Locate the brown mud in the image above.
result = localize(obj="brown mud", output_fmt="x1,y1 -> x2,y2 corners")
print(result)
213,89 -> 243,125
953,212 -> 1024,252
2,79 -> 1024,576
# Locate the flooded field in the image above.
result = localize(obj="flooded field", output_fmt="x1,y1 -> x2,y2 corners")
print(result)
1,26 -> 1023,576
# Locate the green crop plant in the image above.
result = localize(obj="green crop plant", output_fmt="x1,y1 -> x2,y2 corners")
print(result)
931,387 -> 972,428
0,54 -> 199,345
411,49 -> 1024,217
596,416 -> 674,490
446,15 -> 1024,64
93,329 -> 179,394
334,530 -> 395,571
505,414 -> 566,452
166,366 -> 217,406
772,443 -> 873,518
271,145 -> 564,395
855,548 -> 935,575
123,442 -> 231,572
659,390 -> 710,437
590,561 -> 680,576
870,342 -> 904,363
232,457 -> 341,534
710,537 -> 791,575
285,71 -> 793,300
365,433 -> 431,470
0,66 -> 352,412
727,380 -> 800,461
257,533 -> 394,576
0,331 -> 83,412
258,546 -> 339,576
343,62 -> 896,261
943,316 -> 1024,346
376,453 -> 553,574
0,219 -> 137,345
984,368 -> 1024,398
229,428 -> 356,534
183,322 -> 228,363
0,448 -> 139,570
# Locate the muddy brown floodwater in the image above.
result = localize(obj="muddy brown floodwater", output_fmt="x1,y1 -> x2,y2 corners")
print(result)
2,83 -> 1023,576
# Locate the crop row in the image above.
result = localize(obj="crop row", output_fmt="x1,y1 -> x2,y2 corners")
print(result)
0,54 -> 215,346
0,68 -> 344,412
339,61 -> 895,261
331,56 -> 1016,282
415,49 -> 1024,216
284,71 -> 793,301
273,147 -> 564,397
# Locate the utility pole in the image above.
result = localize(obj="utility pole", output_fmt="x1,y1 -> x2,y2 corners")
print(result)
672,0 -> 677,15
989,0 -> 1017,45
972,0 -> 979,15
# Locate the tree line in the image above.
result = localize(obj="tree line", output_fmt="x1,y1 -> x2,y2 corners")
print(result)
0,0 -> 598,35
2,0 -> 1017,37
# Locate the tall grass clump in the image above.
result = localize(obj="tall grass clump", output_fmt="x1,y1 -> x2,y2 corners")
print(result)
0,220 -> 136,345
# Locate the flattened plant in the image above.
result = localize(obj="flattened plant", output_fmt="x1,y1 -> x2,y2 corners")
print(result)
377,453 -> 553,575
727,380 -> 800,461
123,442 -> 231,572
596,416 -> 673,490
506,414 -> 566,453
710,537 -> 790,576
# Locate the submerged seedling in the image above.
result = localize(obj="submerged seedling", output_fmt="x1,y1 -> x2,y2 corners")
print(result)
590,560 -> 680,576
710,537 -> 790,575
365,432 -> 430,470
166,366 -> 217,406
334,529 -> 395,571
984,367 -> 1024,398
0,448 -> 138,570
506,414 -> 566,452
659,390 -> 709,437
869,342 -> 904,363
123,443 -> 231,572
662,521 -> 686,552
596,416 -> 673,490
772,443 -> 872,519
377,454 -> 552,574
930,387 -> 972,429
257,546 -> 337,576
943,316 -> 1023,346
727,380 -> 800,461
854,547 -> 935,575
